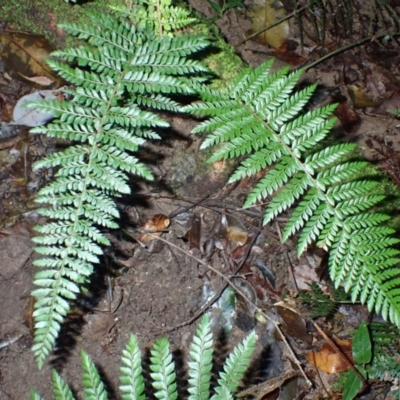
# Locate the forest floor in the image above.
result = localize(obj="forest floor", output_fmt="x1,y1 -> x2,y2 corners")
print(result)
1,1 -> 400,399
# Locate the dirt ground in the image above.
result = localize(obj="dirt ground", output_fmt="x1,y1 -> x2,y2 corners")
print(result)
1,1 -> 400,399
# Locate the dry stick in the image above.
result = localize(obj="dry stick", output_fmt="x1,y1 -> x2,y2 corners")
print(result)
155,194 -> 282,240
168,194 -> 210,219
312,321 -> 368,392
134,229 -> 312,387
300,32 -> 400,72
276,301 -> 367,392
124,226 -> 260,331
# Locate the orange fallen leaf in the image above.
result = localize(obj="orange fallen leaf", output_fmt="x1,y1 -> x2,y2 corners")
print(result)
139,214 -> 170,243
227,226 -> 248,246
306,338 -> 353,374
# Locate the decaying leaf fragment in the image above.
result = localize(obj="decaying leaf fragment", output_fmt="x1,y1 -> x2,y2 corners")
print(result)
246,0 -> 289,48
237,370 -> 299,398
0,31 -> 63,87
139,214 -> 170,242
306,338 -> 353,373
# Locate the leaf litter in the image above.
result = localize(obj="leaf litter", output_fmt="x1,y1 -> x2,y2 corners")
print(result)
2,2 -> 400,399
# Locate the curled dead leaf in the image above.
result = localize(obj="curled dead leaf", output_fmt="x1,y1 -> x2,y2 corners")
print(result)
139,214 -> 170,243
0,31 -> 63,87
18,73 -> 54,87
305,338 -> 353,373
276,305 -> 313,344
347,85 -> 382,108
246,0 -> 289,48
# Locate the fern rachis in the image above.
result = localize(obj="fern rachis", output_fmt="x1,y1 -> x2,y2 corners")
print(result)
28,12 -> 209,368
183,59 -> 400,328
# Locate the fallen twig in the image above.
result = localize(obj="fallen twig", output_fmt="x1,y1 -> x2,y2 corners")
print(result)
129,229 -> 312,387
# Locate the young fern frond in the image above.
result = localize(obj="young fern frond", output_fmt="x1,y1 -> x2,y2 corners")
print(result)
215,331 -> 256,395
81,350 -> 108,400
29,12 -> 209,368
32,315 -> 256,400
52,370 -> 75,400
150,338 -> 178,400
120,334 -> 146,400
184,60 -> 400,328
188,314 -> 214,400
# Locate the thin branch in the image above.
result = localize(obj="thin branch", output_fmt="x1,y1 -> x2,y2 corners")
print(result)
236,0 -> 318,46
299,32 -> 400,71
130,229 -> 312,387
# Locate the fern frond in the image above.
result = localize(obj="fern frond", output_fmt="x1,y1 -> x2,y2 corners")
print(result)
211,385 -> 234,400
119,0 -> 197,36
120,334 -> 145,400
150,338 -> 178,400
81,350 -> 108,400
33,316 -> 257,399
52,370 -> 75,400
29,12 -> 209,368
188,59 -> 400,328
30,390 -> 46,400
215,331 -> 256,394
188,315 -> 213,400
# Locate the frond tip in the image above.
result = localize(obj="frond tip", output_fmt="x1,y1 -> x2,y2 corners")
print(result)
187,59 -> 400,329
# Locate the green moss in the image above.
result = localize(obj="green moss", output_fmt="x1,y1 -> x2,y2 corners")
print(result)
186,8 -> 245,91
0,0 -> 125,49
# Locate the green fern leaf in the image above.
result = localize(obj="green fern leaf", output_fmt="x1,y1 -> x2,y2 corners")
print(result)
215,331 -> 256,394
30,390 -> 46,400
52,370 -> 75,400
29,11 -> 209,368
211,385 -> 234,400
188,314 -> 214,400
81,350 -> 108,400
150,337 -> 178,400
120,334 -> 145,400
188,58 -> 400,329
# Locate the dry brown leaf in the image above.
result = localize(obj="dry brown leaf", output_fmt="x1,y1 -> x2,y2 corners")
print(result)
139,214 -> 170,243
305,338 -> 353,373
23,296 -> 35,336
227,225 -> 248,246
246,0 -> 289,48
347,85 -> 382,108
276,305 -> 313,344
237,370 -> 299,398
334,102 -> 361,133
18,73 -> 54,86
293,263 -> 328,293
274,41 -> 305,66
220,214 -> 248,247
0,91 -> 15,122
0,31 -> 63,87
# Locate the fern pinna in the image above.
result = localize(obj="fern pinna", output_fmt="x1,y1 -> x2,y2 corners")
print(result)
31,315 -> 256,400
183,59 -> 400,327
27,12 -> 209,368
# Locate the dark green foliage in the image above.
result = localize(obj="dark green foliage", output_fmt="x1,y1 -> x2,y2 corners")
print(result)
367,322 -> 400,381
28,12 -> 209,368
299,282 -> 349,318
